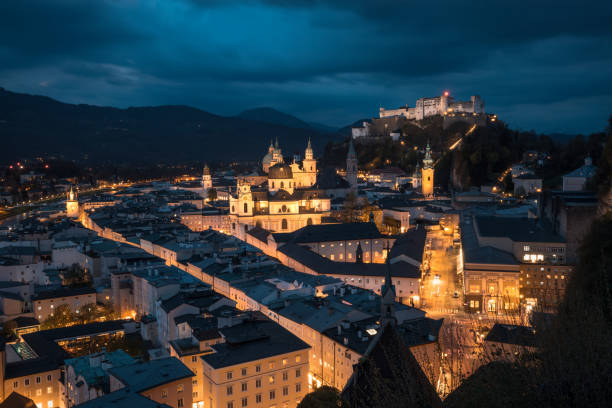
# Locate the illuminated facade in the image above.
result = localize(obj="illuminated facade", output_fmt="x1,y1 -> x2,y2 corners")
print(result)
66,186 -> 79,218
421,143 -> 434,197
229,140 -> 330,239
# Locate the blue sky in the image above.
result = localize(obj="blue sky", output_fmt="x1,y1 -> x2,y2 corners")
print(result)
1,0 -> 611,133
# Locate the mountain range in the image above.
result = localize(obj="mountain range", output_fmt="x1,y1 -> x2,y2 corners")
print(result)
0,88 -> 343,164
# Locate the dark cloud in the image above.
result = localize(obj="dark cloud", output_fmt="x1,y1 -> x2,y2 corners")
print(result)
0,0 -> 611,133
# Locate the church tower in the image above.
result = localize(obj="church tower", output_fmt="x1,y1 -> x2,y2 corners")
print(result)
380,243 -> 397,327
202,164 -> 212,195
346,138 -> 358,191
421,142 -> 434,197
302,137 -> 317,187
66,186 -> 79,218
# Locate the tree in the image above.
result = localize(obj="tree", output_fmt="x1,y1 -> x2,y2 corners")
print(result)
297,386 -> 347,408
63,263 -> 92,288
41,304 -> 75,330
207,187 -> 217,201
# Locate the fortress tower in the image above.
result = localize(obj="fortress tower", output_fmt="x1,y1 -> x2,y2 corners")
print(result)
66,186 -> 79,218
421,143 -> 434,197
346,138 -> 358,191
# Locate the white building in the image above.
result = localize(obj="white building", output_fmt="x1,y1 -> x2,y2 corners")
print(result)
562,157 -> 596,192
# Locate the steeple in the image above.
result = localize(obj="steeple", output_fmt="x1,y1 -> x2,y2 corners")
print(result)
304,137 -> 313,160
355,242 -> 363,264
68,186 -> 75,201
203,164 -> 211,176
380,242 -> 397,326
346,138 -> 358,191
268,139 -> 274,153
423,141 -> 433,170
348,137 -> 356,159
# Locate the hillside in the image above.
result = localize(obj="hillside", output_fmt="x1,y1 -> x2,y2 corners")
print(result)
0,88 -> 341,163
236,107 -> 336,133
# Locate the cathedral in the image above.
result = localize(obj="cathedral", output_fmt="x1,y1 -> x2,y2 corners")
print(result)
229,139 -> 331,239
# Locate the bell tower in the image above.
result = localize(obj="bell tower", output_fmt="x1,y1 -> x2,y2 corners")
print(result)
421,143 -> 434,197
202,164 -> 212,195
302,137 -> 317,187
66,186 -> 79,218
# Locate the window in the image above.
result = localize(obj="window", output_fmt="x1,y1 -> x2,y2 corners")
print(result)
227,385 -> 233,396
241,397 -> 248,407
269,375 -> 275,384
270,390 -> 276,400
242,368 -> 247,376
36,377 -> 41,384
192,356 -> 198,362
269,361 -> 275,369
36,389 -> 42,396
295,355 -> 301,363
177,384 -> 184,393
256,379 -> 262,388
256,394 -> 262,403
295,369 -> 301,378
255,365 -> 261,373
162,389 -> 168,398
281,219 -> 288,230
47,375 -> 51,382
25,379 -> 30,386
296,383 -> 301,393
282,372 -> 288,381
227,403 -> 233,408
227,372 -> 233,380
178,399 -> 184,408
242,382 -> 248,392
46,387 -> 52,394
283,386 -> 289,396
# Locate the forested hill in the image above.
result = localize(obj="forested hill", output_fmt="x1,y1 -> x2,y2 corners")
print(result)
321,115 -> 608,190
0,88 -> 341,163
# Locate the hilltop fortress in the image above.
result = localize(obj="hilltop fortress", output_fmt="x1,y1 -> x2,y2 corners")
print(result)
353,91 -> 486,139
379,91 -> 484,120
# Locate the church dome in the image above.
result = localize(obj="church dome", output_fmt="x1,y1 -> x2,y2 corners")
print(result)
268,163 -> 293,179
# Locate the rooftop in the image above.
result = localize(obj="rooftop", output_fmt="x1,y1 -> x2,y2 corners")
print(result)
108,357 -> 194,393
202,315 -> 310,369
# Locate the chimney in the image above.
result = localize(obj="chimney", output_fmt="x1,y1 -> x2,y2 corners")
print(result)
337,325 -> 341,335
343,337 -> 348,346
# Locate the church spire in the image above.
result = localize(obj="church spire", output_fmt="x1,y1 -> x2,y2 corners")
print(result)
423,141 -> 433,169
305,137 -> 313,160
380,242 -> 397,326
348,137 -> 356,159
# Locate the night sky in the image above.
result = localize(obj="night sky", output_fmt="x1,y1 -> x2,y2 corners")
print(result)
1,0 -> 611,134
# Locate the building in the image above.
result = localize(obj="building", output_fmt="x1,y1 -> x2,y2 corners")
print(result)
462,246 -> 520,314
107,357 -> 194,408
32,287 -> 98,322
229,140 -> 331,239
202,165 -> 213,198
513,174 -> 542,195
562,157 -> 596,192
378,92 -> 484,121
66,187 -> 79,219
201,314 -> 310,408
421,144 -> 434,197
64,350 -> 135,407
539,190 -> 599,263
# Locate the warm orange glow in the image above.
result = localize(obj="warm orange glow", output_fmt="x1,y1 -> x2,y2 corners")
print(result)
443,91 -> 449,97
